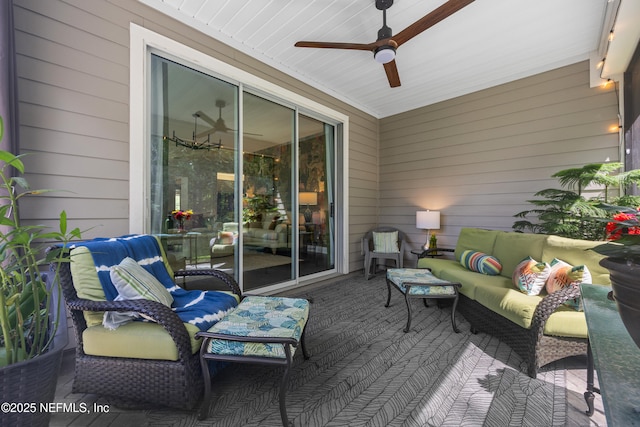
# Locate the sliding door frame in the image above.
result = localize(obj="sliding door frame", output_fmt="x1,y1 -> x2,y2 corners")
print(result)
129,24 -> 349,287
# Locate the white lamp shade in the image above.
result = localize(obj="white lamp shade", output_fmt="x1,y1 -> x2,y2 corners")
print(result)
416,210 -> 440,230
299,192 -> 317,206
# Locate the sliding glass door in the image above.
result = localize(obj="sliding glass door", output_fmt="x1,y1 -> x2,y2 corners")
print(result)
149,53 -> 336,291
299,114 -> 335,275
149,55 -> 238,278
241,93 -> 294,290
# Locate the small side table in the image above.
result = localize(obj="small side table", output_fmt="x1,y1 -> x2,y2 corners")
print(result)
581,283 -> 640,425
411,248 -> 454,267
385,268 -> 461,333
411,248 -> 454,258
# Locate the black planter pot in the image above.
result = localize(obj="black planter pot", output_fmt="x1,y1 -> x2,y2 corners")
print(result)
600,257 -> 640,350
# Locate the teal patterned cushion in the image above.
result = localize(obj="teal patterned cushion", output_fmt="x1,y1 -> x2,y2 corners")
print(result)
373,231 -> 399,253
205,296 -> 309,358
387,268 -> 457,296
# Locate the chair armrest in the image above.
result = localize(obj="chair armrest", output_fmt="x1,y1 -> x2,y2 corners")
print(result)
65,297 -> 195,361
362,237 -> 371,255
399,239 -> 408,255
173,268 -> 241,298
530,285 -> 582,341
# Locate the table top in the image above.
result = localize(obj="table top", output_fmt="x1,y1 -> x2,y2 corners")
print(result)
581,283 -> 640,426
410,248 -> 453,257
386,268 -> 460,296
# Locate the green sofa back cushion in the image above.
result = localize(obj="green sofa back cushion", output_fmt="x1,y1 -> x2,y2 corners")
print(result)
454,228 -> 500,261
492,232 -> 547,279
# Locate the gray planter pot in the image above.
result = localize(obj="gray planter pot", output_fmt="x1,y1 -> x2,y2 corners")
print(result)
0,342 -> 65,426
0,271 -> 67,426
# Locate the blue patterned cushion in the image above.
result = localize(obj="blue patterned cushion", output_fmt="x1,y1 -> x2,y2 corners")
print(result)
205,296 -> 309,359
459,250 -> 502,275
387,268 -> 457,296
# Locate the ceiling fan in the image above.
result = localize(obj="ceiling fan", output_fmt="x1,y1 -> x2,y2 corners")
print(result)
294,0 -> 475,88
196,100 -> 262,138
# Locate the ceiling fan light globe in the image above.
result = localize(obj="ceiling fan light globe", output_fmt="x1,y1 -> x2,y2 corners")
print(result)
374,46 -> 396,64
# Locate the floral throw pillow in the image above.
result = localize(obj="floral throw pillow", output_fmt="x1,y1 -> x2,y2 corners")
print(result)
512,256 -> 550,296
545,258 -> 592,311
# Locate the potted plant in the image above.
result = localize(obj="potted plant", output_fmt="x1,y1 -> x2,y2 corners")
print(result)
0,116 -> 82,425
591,203 -> 640,349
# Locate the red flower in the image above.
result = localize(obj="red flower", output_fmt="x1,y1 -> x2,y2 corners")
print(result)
172,209 -> 193,221
606,212 -> 640,241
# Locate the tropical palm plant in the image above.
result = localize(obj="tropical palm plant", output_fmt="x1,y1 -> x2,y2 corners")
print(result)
513,163 -> 640,240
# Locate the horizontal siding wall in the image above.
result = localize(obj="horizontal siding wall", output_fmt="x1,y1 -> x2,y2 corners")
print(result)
379,61 -> 620,260
12,0 -> 379,273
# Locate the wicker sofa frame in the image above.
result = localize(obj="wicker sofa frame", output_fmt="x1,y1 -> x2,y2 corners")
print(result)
55,259 -> 241,409
455,284 -> 585,378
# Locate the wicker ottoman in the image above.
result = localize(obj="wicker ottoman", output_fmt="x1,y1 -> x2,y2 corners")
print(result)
196,296 -> 310,427
386,268 -> 461,333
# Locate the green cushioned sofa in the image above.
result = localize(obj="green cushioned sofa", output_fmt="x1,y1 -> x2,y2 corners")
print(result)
418,227 -> 610,378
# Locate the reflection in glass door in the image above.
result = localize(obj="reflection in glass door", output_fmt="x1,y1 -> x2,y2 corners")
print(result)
241,93 -> 294,290
299,115 -> 335,276
148,54 -> 338,292
149,54 -> 239,287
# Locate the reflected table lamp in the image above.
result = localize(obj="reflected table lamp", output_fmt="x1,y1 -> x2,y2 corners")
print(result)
299,192 -> 317,223
416,210 -> 440,251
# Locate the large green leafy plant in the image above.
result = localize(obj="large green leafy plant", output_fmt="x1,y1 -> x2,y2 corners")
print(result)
513,163 -> 640,240
0,116 -> 81,367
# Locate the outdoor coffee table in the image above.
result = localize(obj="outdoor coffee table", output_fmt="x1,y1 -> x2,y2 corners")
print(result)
385,268 -> 461,333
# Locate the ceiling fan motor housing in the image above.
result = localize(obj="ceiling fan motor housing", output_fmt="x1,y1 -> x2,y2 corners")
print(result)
375,0 -> 393,11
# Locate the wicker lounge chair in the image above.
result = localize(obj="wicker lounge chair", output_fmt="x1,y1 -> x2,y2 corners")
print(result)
54,244 -> 241,410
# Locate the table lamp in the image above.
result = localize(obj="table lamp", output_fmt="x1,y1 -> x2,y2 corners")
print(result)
299,192 -> 317,223
416,210 -> 440,250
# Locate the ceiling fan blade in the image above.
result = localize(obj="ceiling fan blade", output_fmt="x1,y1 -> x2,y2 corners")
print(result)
295,41 -> 376,51
383,60 -> 401,88
392,0 -> 475,47
195,110 -> 217,128
195,128 -> 214,139
196,127 -> 263,138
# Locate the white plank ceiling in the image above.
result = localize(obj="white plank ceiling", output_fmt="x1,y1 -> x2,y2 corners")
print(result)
138,0 -> 624,118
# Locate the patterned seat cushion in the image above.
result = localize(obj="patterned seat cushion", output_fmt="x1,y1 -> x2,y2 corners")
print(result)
205,296 -> 310,359
387,268 -> 457,296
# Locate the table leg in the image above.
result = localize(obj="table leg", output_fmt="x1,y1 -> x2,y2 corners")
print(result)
584,339 -> 598,416
450,295 -> 460,333
403,292 -> 413,333
385,279 -> 392,308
